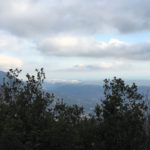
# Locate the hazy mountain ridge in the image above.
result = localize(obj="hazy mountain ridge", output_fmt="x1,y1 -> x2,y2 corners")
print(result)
44,81 -> 150,112
45,83 -> 104,112
1,70 -> 150,112
0,71 -> 6,84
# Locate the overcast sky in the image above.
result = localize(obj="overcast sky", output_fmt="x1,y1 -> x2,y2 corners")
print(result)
0,0 -> 150,81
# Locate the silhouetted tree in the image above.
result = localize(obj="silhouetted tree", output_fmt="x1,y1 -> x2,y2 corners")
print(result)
94,77 -> 147,150
0,68 -> 55,149
0,70 -> 148,150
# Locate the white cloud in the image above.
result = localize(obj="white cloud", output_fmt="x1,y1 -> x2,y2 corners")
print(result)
99,62 -> 113,69
38,35 -> 150,60
59,61 -> 128,72
0,54 -> 22,70
47,79 -> 80,84
0,31 -> 36,56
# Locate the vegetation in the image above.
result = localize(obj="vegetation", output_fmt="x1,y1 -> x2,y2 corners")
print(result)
0,69 -> 149,150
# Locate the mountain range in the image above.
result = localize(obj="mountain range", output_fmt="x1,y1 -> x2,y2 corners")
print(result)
0,70 -> 150,113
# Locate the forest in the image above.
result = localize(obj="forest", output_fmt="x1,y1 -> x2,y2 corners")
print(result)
0,68 -> 149,150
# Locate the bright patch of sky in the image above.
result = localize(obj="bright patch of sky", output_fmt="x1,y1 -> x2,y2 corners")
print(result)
94,31 -> 150,43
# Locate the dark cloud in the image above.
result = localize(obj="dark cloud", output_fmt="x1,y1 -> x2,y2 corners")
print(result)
0,0 -> 150,37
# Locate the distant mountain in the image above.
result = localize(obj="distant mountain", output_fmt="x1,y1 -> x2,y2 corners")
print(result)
0,71 -> 6,84
44,81 -> 150,112
43,81 -> 150,113
0,70 -> 150,112
44,82 -> 103,112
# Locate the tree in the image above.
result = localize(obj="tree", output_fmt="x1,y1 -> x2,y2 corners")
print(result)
0,69 -> 148,150
0,68 -> 85,150
0,68 -> 54,150
94,77 -> 147,150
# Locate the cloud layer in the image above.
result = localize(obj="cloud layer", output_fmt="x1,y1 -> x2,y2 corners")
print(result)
0,0 -> 150,80
0,54 -> 22,70
61,61 -> 126,72
38,36 -> 150,60
1,0 -> 150,61
0,0 -> 150,37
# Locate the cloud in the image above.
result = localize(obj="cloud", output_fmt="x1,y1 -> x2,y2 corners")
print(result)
0,54 -> 22,70
38,35 -> 150,60
0,0 -> 150,37
0,32 -> 23,52
72,63 -> 112,71
58,61 -> 128,72
46,79 -> 80,84
0,31 -> 36,56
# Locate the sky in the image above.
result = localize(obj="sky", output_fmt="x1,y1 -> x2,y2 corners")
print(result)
0,0 -> 150,82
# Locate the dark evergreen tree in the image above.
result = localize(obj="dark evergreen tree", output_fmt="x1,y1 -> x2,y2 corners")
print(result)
0,68 -> 84,150
0,68 -> 55,149
94,77 -> 147,150
0,70 -> 148,150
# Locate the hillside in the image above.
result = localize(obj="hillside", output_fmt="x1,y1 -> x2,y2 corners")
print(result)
0,70 -> 150,112
44,81 -> 150,113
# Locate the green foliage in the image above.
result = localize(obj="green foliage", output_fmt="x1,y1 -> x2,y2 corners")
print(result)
94,77 -> 147,150
0,70 -> 148,150
0,68 -> 55,149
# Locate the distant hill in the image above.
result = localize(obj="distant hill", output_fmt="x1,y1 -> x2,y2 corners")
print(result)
44,83 -> 104,112
44,81 -> 150,113
0,71 -> 6,84
0,70 -> 150,112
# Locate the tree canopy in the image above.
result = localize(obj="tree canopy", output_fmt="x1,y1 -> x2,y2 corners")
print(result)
0,69 -> 149,150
